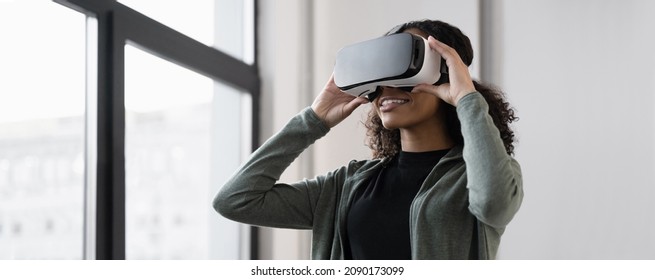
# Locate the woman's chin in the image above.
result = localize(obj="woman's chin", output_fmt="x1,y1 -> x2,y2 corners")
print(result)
381,119 -> 403,130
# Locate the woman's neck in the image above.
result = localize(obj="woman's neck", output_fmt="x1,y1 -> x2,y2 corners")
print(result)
399,116 -> 455,152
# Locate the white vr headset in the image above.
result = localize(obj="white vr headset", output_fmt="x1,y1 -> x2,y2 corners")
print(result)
333,33 -> 448,101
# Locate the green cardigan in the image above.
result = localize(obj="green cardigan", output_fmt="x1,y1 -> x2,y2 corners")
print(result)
214,92 -> 523,259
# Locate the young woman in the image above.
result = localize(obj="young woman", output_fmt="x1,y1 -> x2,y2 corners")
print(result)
213,20 -> 523,260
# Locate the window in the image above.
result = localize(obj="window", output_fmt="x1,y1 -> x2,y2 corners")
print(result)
50,0 -> 259,260
117,0 -> 255,64
117,0 -> 214,47
124,45 -> 244,259
0,0 -> 86,259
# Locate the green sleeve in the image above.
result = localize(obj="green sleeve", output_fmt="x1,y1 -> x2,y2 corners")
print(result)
457,92 -> 524,229
213,107 -> 336,229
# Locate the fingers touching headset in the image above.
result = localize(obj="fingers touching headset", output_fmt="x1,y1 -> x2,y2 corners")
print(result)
311,74 -> 369,128
413,36 -> 476,106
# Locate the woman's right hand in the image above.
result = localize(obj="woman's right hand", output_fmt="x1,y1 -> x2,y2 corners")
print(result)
311,75 -> 369,128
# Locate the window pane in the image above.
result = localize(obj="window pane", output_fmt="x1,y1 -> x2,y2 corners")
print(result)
125,45 -> 249,259
0,1 -> 86,259
117,0 -> 254,64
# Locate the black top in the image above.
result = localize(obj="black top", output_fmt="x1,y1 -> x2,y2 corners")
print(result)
345,149 -> 449,260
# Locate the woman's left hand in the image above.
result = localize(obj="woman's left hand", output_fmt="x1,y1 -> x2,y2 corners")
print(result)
413,36 -> 476,106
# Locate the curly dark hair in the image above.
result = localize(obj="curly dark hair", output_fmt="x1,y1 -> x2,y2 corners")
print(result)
365,20 -> 518,159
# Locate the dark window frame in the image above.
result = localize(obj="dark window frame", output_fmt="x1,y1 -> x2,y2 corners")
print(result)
54,0 -> 260,260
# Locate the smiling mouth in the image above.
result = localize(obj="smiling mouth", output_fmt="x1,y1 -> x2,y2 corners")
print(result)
379,98 -> 410,112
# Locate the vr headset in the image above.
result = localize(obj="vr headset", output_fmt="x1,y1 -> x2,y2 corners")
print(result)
333,33 -> 448,101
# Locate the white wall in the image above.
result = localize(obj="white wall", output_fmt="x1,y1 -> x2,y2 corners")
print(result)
496,0 -> 655,259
